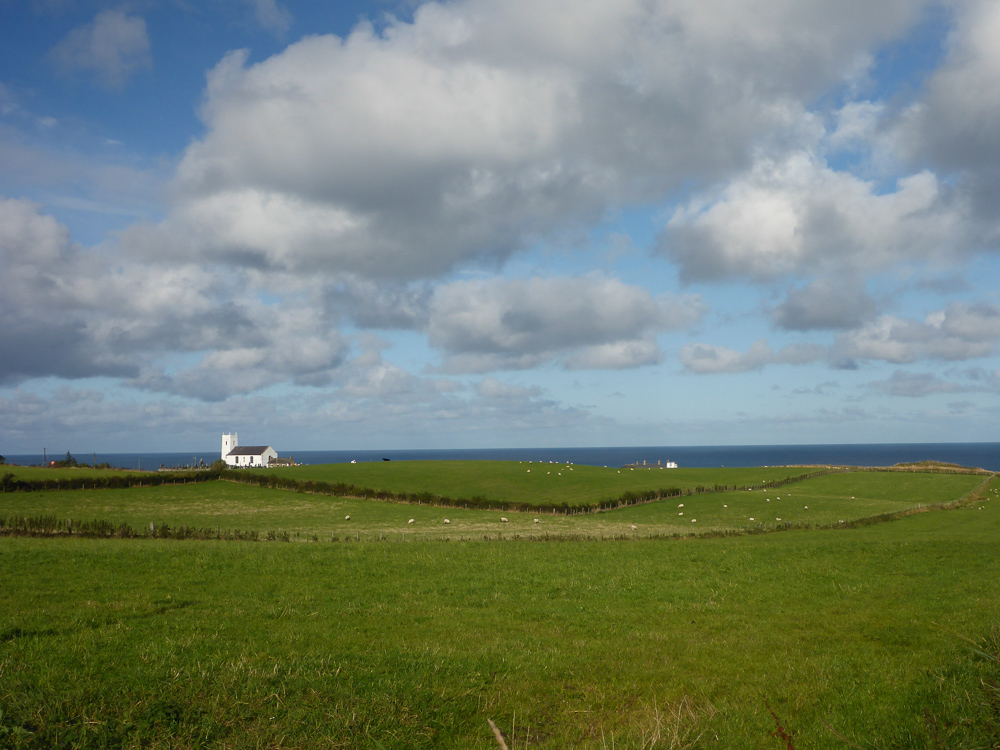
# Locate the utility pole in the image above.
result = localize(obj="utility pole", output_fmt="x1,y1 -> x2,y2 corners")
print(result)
43,448 -> 46,465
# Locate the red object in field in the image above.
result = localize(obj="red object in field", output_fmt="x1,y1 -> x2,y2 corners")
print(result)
50,461 -> 55,466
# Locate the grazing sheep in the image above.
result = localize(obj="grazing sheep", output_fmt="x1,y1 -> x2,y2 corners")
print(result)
500,517 -> 509,523
444,519 -> 451,524
678,512 -> 684,516
691,519 -> 697,523
345,515 -> 350,520
804,505 -> 808,509
678,503 -> 684,508
749,517 -> 755,521
723,504 -> 727,508
407,519 -> 415,524
630,524 -> 638,530
534,519 -> 539,524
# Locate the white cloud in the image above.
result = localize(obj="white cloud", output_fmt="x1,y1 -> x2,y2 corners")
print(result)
663,152 -> 966,281
129,0 -> 929,279
834,304 -> 1000,364
242,0 -> 292,36
679,339 -> 826,374
426,276 -> 706,372
898,0 -> 1000,221
50,10 -> 151,89
0,197 -> 348,399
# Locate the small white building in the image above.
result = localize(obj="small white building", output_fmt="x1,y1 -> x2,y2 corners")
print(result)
222,433 -> 278,468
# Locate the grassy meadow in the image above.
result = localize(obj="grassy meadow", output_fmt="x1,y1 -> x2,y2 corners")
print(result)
1,464 -> 999,748
244,461 -> 823,508
0,469 -> 986,539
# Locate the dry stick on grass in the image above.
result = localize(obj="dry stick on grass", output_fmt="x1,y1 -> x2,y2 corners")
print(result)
765,700 -> 794,750
488,718 -> 510,750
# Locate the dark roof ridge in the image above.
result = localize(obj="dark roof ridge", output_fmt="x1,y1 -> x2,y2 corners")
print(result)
227,446 -> 273,455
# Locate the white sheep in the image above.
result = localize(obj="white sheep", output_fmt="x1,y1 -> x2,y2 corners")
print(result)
678,503 -> 684,508
444,519 -> 451,524
534,519 -> 539,524
345,515 -> 350,520
500,517 -> 509,523
407,518 -> 415,524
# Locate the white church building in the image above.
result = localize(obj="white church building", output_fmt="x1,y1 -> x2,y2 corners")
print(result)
222,433 -> 278,468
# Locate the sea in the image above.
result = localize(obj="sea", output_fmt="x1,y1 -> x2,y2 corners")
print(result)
6,442 -> 1000,472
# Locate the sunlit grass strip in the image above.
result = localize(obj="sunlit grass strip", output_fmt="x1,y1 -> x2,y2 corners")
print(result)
230,462 -> 828,513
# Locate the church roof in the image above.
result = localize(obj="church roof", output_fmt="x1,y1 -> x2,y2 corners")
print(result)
227,446 -> 272,456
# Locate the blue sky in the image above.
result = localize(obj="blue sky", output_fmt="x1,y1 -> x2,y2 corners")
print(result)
2,0 -> 999,454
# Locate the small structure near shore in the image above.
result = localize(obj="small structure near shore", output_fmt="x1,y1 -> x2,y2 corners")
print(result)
624,459 -> 678,469
222,433 -> 279,468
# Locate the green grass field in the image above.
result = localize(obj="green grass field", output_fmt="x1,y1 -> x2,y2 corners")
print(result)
0,469 -> 986,539
1,465 -> 998,748
245,461 -> 822,507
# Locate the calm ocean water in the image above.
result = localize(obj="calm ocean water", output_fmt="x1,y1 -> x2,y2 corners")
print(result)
6,443 -> 999,471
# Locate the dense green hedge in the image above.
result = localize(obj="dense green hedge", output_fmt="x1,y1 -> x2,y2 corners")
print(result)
0,514 -> 266,541
0,469 -> 219,493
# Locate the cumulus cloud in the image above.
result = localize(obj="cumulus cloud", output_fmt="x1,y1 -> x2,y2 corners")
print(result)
426,276 -> 706,372
834,303 -> 1000,364
662,152 -> 966,281
127,0 -> 929,278
50,10 -> 151,89
679,339 -> 826,374
899,0 -> 1000,222
326,276 -> 431,330
773,277 -> 877,331
0,197 -> 348,399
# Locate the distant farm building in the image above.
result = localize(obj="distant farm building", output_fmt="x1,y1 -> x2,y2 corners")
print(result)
222,433 -> 278,468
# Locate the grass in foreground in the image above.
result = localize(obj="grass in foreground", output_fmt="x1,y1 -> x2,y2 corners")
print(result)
2,481 -> 1000,748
